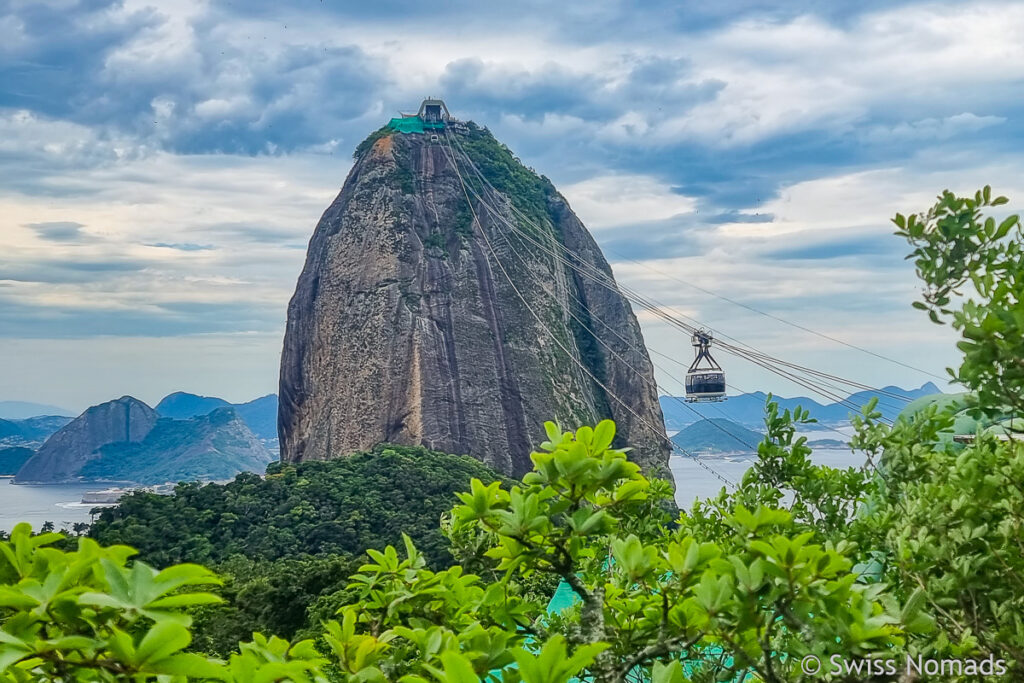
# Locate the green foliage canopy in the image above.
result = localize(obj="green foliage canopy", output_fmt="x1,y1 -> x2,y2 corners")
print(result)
89,444 -> 505,569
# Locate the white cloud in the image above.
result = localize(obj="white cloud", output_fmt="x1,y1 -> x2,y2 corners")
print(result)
561,174 -> 697,229
0,125 -> 346,335
720,161 -> 1024,240
863,112 -> 1006,143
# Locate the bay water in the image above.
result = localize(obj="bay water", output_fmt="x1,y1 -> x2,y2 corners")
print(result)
1,448 -> 866,533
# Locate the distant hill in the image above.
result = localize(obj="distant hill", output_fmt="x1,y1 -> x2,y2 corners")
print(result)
14,396 -> 273,485
156,392 -> 230,419
671,419 -> 764,454
233,395 -> 278,441
0,401 -> 74,419
15,397 -> 159,483
80,408 -> 274,485
0,415 -> 74,448
156,392 -> 278,441
661,382 -> 943,430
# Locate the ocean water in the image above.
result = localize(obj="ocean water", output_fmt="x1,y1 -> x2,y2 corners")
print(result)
0,448 -> 868,534
671,448 -> 866,509
0,478 -> 108,533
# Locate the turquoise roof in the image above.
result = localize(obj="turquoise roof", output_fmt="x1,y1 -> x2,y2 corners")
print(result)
387,117 -> 445,134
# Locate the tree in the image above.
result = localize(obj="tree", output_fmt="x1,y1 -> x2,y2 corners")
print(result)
322,420 -> 916,682
894,187 -> 1023,419
841,187 -> 1024,672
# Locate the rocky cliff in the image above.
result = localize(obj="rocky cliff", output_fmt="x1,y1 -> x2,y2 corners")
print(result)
15,396 -> 157,483
14,398 -> 273,484
279,121 -> 670,477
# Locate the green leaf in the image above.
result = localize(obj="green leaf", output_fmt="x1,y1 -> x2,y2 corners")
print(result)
901,587 -> 926,625
652,660 -> 686,683
994,214 -> 1019,240
136,621 -> 191,665
592,420 -> 616,452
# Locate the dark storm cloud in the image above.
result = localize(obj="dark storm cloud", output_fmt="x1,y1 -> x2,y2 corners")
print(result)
200,222 -> 308,246
437,56 -> 725,127
1,1 -> 387,155
198,0 -> 930,43
767,234 -> 899,261
159,43 -> 387,154
24,222 -> 91,242
0,1 -> 160,120
2,0 -> 1024,349
588,215 -> 728,261
4,0 -> 1021,216
148,242 -> 214,251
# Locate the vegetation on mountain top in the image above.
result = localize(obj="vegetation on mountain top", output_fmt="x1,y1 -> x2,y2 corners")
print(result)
353,126 -> 392,159
457,122 -> 560,235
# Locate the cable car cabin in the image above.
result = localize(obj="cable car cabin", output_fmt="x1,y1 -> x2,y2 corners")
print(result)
685,372 -> 727,401
685,330 -> 727,402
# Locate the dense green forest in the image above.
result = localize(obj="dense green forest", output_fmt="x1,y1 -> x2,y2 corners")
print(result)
89,443 -> 505,568
84,444 -> 506,652
1,188 -> 1023,681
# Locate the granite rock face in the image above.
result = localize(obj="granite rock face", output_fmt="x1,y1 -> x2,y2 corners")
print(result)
15,396 -> 157,483
279,124 -> 670,477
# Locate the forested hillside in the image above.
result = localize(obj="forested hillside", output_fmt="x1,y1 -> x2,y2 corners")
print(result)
84,443 -> 507,652
90,443 -> 504,568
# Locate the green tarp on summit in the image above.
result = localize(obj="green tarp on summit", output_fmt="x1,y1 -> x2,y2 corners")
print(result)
387,117 -> 445,134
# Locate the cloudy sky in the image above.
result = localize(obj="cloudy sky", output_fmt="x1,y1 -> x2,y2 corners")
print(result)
2,0 -> 1021,412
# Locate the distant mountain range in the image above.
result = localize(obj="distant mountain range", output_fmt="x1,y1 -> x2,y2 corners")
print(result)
155,392 -> 278,442
0,415 -> 76,475
661,382 -> 943,430
0,401 -> 74,419
0,415 -> 74,448
14,396 -> 274,485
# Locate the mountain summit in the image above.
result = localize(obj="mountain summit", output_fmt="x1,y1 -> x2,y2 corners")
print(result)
279,105 -> 669,477
15,396 -> 157,483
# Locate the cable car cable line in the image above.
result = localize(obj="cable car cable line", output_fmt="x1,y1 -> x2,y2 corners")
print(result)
605,251 -> 947,383
440,134 -> 739,489
469,164 -> 762,453
446,134 -> 901,419
444,133 -> 925,413
445,133 -> 900,489
444,136 -> 764,452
